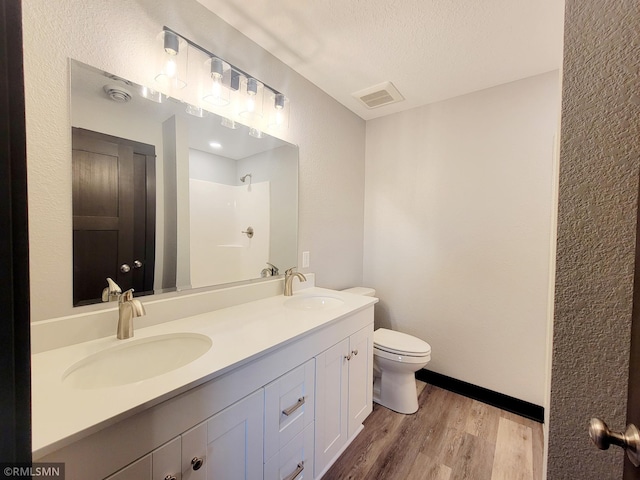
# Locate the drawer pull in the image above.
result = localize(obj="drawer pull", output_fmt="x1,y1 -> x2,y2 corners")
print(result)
282,396 -> 306,416
284,461 -> 304,480
164,476 -> 177,480
191,456 -> 204,470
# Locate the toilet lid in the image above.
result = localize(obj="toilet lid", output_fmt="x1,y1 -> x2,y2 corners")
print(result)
374,328 -> 431,356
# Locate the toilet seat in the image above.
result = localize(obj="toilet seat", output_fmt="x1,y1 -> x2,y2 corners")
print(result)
374,328 -> 431,357
374,346 -> 431,364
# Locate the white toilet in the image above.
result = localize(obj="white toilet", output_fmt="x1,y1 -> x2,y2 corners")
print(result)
342,288 -> 432,415
373,328 -> 431,414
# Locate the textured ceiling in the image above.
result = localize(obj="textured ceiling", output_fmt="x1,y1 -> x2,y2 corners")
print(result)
195,0 -> 566,120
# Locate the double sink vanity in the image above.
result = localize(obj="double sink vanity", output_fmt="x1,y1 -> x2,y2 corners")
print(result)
32,277 -> 377,480
32,58 -> 368,479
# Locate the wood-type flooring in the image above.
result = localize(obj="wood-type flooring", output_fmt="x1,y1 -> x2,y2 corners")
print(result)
323,381 -> 543,480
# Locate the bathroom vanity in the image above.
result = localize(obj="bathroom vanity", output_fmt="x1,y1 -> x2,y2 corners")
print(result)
32,284 -> 376,480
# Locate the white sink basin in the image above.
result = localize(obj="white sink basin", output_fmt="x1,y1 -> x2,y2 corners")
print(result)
284,295 -> 344,310
62,333 -> 212,389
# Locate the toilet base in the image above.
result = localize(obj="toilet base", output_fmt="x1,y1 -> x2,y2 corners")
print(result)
373,372 -> 419,414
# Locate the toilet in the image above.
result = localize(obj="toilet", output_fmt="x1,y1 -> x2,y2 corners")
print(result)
342,288 -> 432,415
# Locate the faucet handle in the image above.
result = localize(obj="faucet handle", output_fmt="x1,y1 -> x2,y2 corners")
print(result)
120,288 -> 135,302
102,277 -> 122,302
266,263 -> 279,275
285,267 -> 298,275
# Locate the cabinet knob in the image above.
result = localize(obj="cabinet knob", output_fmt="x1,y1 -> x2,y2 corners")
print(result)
164,476 -> 177,480
345,349 -> 358,361
191,456 -> 204,470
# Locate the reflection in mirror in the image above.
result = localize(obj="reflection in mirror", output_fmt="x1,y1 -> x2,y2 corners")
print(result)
71,60 -> 298,306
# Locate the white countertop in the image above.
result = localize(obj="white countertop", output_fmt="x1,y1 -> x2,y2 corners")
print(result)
31,287 -> 377,457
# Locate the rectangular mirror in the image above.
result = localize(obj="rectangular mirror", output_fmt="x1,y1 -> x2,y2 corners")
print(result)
71,60 -> 298,306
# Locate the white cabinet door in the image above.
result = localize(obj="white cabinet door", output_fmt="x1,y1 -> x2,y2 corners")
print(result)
182,422 -> 207,480
105,454 -> 151,480
314,337 -> 349,475
347,325 -> 373,437
314,324 -> 374,478
153,437 -> 182,480
180,389 -> 264,480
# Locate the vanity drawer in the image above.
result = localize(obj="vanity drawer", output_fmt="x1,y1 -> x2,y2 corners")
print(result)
264,359 -> 315,462
264,424 -> 314,480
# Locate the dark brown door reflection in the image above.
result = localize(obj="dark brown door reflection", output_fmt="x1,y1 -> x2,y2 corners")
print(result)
72,128 -> 155,305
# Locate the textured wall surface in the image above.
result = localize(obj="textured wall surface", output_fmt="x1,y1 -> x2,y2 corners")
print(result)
364,72 -> 559,406
22,0 -> 365,321
548,0 -> 640,478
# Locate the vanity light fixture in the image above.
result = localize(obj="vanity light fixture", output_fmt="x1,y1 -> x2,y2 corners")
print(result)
156,27 -> 290,136
240,77 -> 264,119
203,57 -> 231,106
269,92 -> 290,129
155,30 -> 188,92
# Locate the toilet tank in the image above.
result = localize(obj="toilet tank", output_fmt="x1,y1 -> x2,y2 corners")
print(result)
342,287 -> 376,297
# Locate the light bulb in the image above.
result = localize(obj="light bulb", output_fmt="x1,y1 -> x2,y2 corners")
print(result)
211,76 -> 222,97
246,96 -> 255,113
155,30 -> 187,90
202,57 -> 230,106
274,110 -> 283,126
165,58 -> 177,78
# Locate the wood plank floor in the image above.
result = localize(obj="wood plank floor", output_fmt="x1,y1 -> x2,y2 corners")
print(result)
324,381 -> 543,480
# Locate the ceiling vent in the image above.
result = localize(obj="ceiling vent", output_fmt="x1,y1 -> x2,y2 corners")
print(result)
352,81 -> 404,109
103,83 -> 132,103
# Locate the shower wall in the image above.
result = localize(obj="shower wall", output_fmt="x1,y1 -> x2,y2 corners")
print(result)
189,179 -> 270,287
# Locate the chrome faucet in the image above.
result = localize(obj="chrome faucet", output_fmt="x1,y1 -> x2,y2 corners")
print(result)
284,267 -> 307,296
117,289 -> 146,339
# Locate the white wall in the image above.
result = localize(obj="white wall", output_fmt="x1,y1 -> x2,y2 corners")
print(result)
23,0 -> 365,322
189,149 -> 237,185
363,71 -> 560,405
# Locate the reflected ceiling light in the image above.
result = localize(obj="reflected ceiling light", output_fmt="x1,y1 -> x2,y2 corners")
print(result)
186,104 -> 206,117
248,127 -> 263,139
209,141 -> 222,149
221,117 -> 237,129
